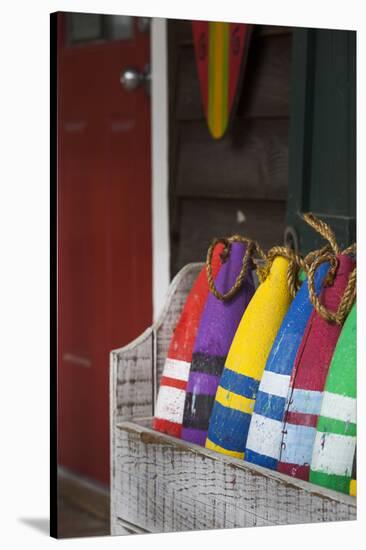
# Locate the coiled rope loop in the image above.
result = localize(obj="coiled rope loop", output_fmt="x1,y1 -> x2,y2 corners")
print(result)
256,246 -> 307,299
205,214 -> 356,321
206,235 -> 265,301
302,213 -> 356,325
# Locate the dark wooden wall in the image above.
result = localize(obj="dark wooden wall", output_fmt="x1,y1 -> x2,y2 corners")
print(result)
168,20 -> 293,276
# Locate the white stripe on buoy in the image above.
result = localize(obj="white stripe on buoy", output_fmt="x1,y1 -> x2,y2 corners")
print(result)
154,385 -> 187,424
311,432 -> 356,476
246,413 -> 283,459
320,391 -> 356,424
259,370 -> 290,399
163,358 -> 191,382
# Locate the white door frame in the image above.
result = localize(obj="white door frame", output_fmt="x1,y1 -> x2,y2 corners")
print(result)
151,18 -> 170,321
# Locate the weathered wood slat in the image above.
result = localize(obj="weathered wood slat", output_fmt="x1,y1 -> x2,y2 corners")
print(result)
239,33 -> 292,119
173,199 -> 286,275
168,19 -> 291,50
114,420 -> 356,533
175,119 -> 289,201
113,517 -> 149,535
258,25 -> 292,37
110,328 -> 154,537
175,35 -> 291,121
111,328 -> 154,425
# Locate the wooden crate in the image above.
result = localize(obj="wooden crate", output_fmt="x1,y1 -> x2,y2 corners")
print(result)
110,263 -> 356,535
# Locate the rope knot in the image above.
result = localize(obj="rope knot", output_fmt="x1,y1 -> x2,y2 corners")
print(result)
205,213 -> 356,324
206,235 -> 265,301
257,246 -> 307,299
302,213 -> 356,324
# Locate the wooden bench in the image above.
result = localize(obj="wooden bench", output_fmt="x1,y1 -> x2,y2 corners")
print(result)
110,263 -> 356,535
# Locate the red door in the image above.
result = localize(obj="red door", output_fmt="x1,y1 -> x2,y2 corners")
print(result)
57,12 -> 152,485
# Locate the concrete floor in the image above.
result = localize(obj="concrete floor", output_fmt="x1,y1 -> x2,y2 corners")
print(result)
57,494 -> 110,539
57,469 -> 110,539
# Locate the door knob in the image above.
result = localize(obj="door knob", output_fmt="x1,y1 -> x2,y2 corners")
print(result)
120,64 -> 151,94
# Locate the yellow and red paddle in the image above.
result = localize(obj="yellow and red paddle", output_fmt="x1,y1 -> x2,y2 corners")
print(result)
192,21 -> 252,139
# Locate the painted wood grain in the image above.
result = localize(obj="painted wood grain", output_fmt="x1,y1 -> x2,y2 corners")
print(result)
173,199 -> 286,275
114,420 -> 356,533
175,119 -> 289,201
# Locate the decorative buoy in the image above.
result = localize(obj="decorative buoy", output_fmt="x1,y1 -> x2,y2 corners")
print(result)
206,256 -> 293,458
245,263 -> 330,470
153,245 -> 223,437
192,21 -> 252,139
309,303 -> 356,493
277,254 -> 356,481
181,241 -> 256,446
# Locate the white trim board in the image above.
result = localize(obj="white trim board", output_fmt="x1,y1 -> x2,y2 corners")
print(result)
151,18 -> 170,321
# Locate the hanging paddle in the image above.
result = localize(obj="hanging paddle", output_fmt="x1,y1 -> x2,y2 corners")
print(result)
192,20 -> 252,139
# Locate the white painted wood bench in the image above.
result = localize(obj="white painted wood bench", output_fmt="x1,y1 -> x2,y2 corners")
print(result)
110,263 -> 356,535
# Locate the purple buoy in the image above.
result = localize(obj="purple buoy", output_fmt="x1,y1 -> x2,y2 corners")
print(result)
181,241 -> 256,446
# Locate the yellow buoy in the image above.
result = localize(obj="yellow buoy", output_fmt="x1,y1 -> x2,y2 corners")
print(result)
206,257 -> 293,458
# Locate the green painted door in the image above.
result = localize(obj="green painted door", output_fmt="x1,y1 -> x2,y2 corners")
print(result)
285,28 -> 356,253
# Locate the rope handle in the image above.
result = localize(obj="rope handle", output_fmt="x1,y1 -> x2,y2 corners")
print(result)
206,235 -> 307,301
302,213 -> 356,324
256,246 -> 308,299
302,213 -> 340,255
206,235 -> 265,301
307,253 -> 356,325
206,237 -> 308,301
205,214 -> 356,322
